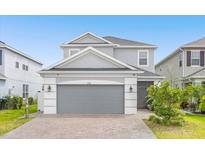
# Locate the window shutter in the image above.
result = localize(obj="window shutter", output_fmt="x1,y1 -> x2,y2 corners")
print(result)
187,51 -> 191,66
200,51 -> 204,66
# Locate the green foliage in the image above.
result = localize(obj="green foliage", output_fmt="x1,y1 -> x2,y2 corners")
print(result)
28,97 -> 34,105
4,96 -> 18,110
2,96 -> 23,110
147,81 -> 185,126
199,95 -> 205,113
17,96 -> 23,109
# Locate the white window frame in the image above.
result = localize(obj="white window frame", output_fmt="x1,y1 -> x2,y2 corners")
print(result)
138,50 -> 149,67
191,50 -> 200,67
68,48 -> 80,56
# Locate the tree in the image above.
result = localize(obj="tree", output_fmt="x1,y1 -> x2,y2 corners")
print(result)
147,81 -> 184,126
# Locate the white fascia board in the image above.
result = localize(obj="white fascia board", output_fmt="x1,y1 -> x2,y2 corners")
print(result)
115,46 -> 158,49
60,44 -> 118,47
0,45 -> 43,65
39,70 -> 143,74
62,32 -> 114,45
137,76 -> 166,79
46,47 -> 137,70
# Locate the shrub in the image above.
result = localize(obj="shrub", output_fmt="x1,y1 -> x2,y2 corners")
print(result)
4,96 -> 18,109
28,97 -> 34,105
199,95 -> 205,113
17,96 -> 23,109
189,102 -> 197,112
147,81 -> 185,126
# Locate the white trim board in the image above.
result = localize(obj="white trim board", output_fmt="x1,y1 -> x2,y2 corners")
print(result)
62,32 -> 114,45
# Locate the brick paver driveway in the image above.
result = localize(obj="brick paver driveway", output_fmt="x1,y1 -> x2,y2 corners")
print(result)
2,110 -> 155,139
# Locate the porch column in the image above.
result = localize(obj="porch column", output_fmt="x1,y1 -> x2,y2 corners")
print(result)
124,78 -> 137,114
43,78 -> 57,114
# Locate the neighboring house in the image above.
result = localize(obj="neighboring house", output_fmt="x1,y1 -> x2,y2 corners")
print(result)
39,32 -> 163,114
156,37 -> 205,87
0,41 -> 43,99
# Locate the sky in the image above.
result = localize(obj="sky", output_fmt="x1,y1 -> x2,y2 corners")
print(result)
1,15 -> 205,67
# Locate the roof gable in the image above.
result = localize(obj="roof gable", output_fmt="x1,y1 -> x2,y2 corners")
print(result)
64,32 -> 113,44
47,47 -> 136,70
183,37 -> 205,47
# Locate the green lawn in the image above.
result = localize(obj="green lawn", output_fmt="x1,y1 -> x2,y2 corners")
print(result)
0,104 -> 37,136
145,114 -> 205,139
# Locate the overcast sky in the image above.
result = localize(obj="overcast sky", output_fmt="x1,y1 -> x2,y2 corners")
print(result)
1,16 -> 205,67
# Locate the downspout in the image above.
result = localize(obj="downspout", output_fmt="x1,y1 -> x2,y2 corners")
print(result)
179,48 -> 185,77
179,48 -> 185,87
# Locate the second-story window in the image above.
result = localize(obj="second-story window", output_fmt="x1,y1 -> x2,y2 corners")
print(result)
179,53 -> 182,67
22,64 -> 26,70
25,65 -> 28,71
191,51 -> 200,66
15,62 -> 19,68
0,50 -> 2,65
138,50 -> 148,66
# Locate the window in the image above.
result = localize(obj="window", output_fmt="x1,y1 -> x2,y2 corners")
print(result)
69,49 -> 80,56
191,51 -> 200,66
22,64 -> 25,70
23,84 -> 29,98
179,53 -> 182,67
0,50 -> 2,65
22,64 -> 28,71
138,50 -> 148,66
15,62 -> 19,68
25,65 -> 28,71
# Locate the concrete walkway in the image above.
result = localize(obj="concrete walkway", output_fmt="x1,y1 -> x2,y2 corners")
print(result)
2,110 -> 155,139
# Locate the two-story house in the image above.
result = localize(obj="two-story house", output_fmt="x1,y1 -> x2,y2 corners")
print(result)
0,41 -> 43,98
156,37 -> 205,87
39,32 -> 163,114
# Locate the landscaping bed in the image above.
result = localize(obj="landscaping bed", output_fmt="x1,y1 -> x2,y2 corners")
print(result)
145,113 -> 205,139
0,104 -> 37,136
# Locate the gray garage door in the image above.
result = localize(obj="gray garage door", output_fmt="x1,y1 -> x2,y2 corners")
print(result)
57,85 -> 124,114
137,81 -> 154,109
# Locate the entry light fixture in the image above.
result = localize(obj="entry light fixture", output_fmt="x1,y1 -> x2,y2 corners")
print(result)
129,85 -> 133,93
47,85 -> 51,92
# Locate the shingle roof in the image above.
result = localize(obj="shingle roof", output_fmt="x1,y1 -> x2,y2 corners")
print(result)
103,36 -> 156,47
184,67 -> 205,79
0,41 -> 43,65
132,66 -> 160,77
183,37 -> 205,47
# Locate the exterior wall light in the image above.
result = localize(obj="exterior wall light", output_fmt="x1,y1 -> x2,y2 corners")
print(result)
42,85 -> 44,91
129,85 -> 133,93
47,85 -> 51,92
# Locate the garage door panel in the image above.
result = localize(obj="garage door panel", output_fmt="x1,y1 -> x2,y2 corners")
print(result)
57,85 -> 124,114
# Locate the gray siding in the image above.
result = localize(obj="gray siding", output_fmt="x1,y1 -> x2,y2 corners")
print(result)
155,51 -> 183,87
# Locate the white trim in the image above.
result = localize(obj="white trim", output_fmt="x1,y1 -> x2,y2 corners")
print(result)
137,76 -> 165,79
138,50 -> 149,67
62,32 -> 114,45
0,44 -> 43,65
61,44 -> 118,47
68,48 -> 80,56
191,50 -> 201,67
57,80 -> 123,85
46,47 -> 137,70
115,45 -> 157,49
39,70 -> 143,74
